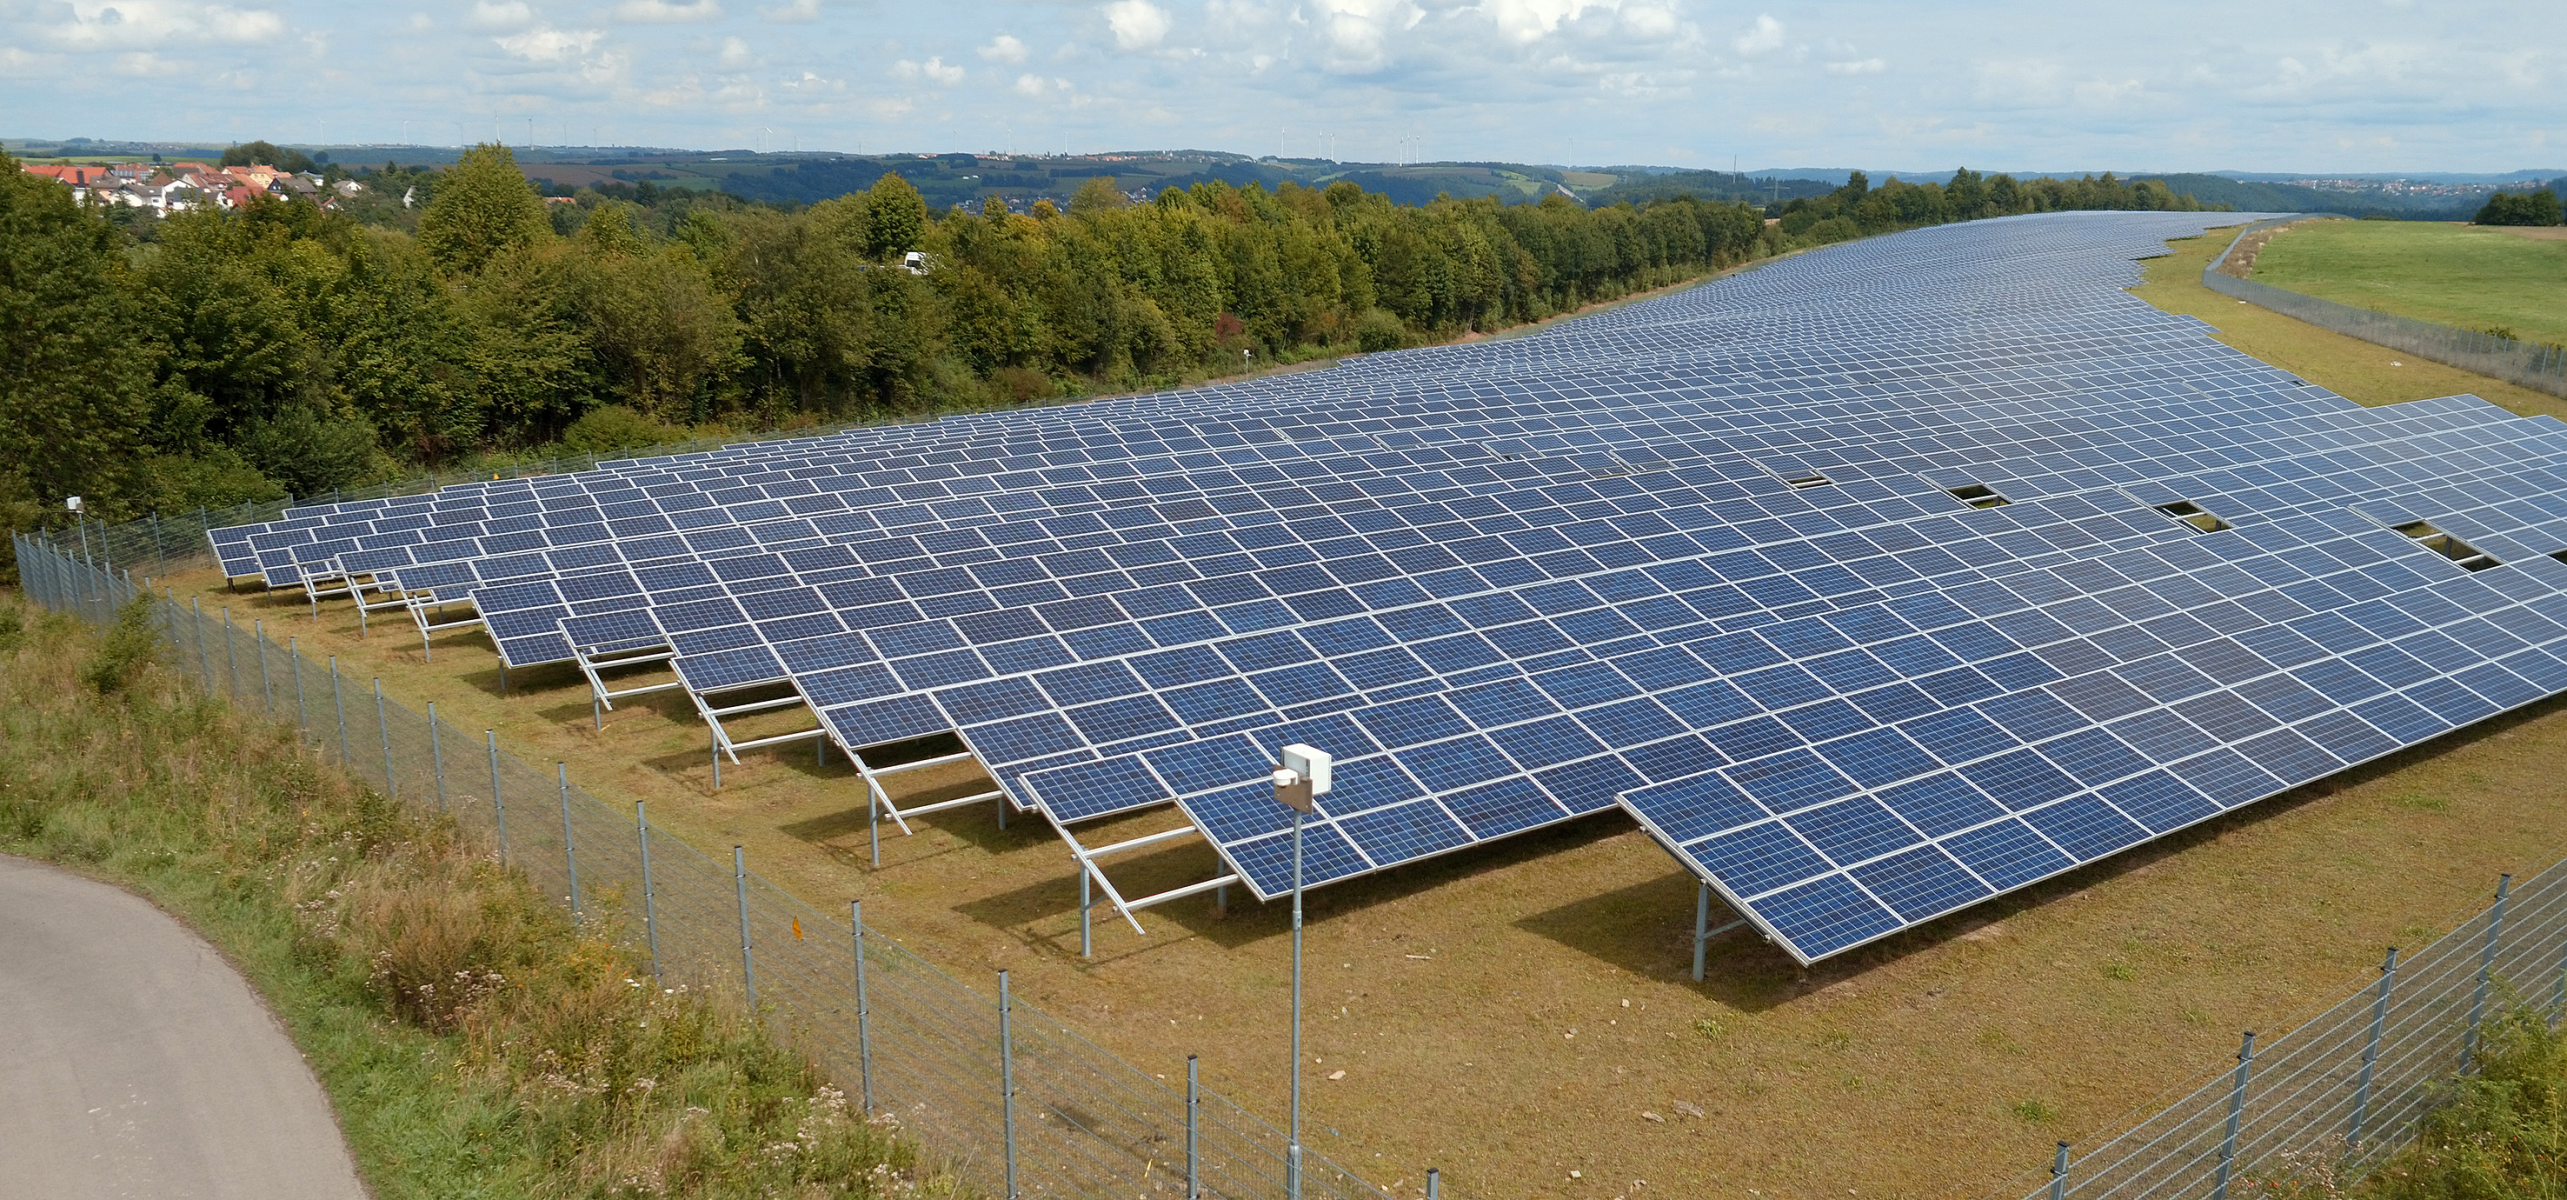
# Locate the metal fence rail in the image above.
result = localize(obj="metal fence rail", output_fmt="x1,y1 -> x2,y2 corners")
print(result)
2003,853 -> 2567,1200
2201,218 -> 2567,400
14,532 -> 1395,1200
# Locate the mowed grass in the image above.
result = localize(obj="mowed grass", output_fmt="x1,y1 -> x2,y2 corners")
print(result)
2129,225 -> 2567,422
131,225 -> 2567,1199
2248,219 -> 2567,347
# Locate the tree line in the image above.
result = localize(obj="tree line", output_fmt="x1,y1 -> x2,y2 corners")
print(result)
0,144 -> 2214,549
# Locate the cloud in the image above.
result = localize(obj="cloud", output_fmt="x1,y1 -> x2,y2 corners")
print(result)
757,0 -> 821,19
718,35 -> 750,67
978,33 -> 1028,63
465,1 -> 533,29
38,3 -> 290,50
1103,0 -> 1171,50
1825,57 -> 1884,75
613,0 -> 723,21
892,55 -> 965,85
1479,0 -> 1616,45
1307,0 -> 1423,72
114,50 -> 183,75
496,25 -> 604,63
1015,72 -> 1072,96
1732,13 -> 1784,56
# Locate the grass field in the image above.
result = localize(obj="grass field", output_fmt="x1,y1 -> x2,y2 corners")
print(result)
2246,219 -> 2567,348
142,225 -> 2567,1198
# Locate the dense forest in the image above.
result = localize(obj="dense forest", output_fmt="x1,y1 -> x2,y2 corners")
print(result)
0,144 -> 2215,551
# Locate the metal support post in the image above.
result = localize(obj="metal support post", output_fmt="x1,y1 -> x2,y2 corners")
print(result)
1000,969 -> 1018,1200
1693,882 -> 1712,982
488,731 -> 509,863
2348,947 -> 2399,1146
851,900 -> 874,1112
2210,1032 -> 2256,1200
1186,1055 -> 1201,1199
428,703 -> 446,809
1289,805 -> 1305,1200
1426,1168 -> 1440,1200
375,680 -> 397,799
869,778 -> 881,867
2464,874 -> 2513,1071
638,803 -> 660,978
330,658 -> 349,766
558,763 -> 581,916
711,727 -> 722,789
2049,1141 -> 2070,1200
222,609 -> 239,697
255,620 -> 273,712
734,846 -> 757,1012
1081,865 -> 1093,959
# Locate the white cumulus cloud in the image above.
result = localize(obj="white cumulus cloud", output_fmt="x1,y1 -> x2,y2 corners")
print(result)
1103,0 -> 1171,50
979,33 -> 1028,63
718,35 -> 750,67
1732,13 -> 1784,55
1479,0 -> 1616,45
1015,72 -> 1072,96
41,2 -> 290,50
1825,57 -> 1884,75
757,0 -> 820,19
496,24 -> 604,62
892,55 -> 965,85
613,0 -> 722,21
1307,0 -> 1423,72
465,0 -> 532,29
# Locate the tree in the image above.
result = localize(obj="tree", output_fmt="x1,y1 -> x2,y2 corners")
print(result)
417,144 -> 552,275
863,173 -> 926,261
0,150 -> 161,522
221,139 -> 316,174
2476,188 -> 2564,227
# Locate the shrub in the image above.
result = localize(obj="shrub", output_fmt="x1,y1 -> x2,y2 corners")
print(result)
78,596 -> 159,695
2473,189 -> 2564,227
559,404 -> 688,456
1355,308 -> 1410,353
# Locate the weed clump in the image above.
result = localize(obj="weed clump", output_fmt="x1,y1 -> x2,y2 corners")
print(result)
78,596 -> 159,695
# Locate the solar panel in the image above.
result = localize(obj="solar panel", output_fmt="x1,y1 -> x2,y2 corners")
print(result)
205,211 -> 2567,964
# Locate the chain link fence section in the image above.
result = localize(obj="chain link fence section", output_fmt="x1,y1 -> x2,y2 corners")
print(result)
2200,217 -> 2567,401
1995,856 -> 2567,1200
15,531 -> 1398,1200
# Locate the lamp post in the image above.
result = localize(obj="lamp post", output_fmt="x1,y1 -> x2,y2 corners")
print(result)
1273,743 -> 1331,1200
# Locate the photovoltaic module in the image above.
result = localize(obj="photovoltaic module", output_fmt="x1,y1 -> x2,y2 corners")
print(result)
210,211 -> 2567,964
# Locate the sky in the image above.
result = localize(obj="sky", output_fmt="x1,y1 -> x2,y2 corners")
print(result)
0,0 -> 2560,173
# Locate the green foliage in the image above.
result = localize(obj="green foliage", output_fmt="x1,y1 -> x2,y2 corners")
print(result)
1355,307 -> 1410,352
2363,1002 -> 2567,1197
558,404 -> 687,455
0,607 -> 954,1198
79,596 -> 161,695
863,173 -> 926,261
0,148 -> 162,520
2475,189 -> 2564,227
220,139 -> 316,174
239,404 -> 385,497
415,143 -> 551,275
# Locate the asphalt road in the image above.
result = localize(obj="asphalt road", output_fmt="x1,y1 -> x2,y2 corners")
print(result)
0,854 -> 369,1200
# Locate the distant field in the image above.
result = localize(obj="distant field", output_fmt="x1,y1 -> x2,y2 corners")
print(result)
2250,219 -> 2567,347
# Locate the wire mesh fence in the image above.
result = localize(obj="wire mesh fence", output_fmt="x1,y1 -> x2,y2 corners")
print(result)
2200,217 -> 2567,400
1988,852 -> 2567,1200
14,531 -> 1397,1200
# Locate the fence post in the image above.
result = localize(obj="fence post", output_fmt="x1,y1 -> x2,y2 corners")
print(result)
330,658 -> 350,766
637,802 -> 660,978
254,620 -> 273,712
2464,874 -> 2513,1071
2210,1032 -> 2256,1200
290,637 -> 307,734
1186,1054 -> 1201,1200
1427,1168 -> 1440,1200
222,608 -> 239,697
852,899 -> 874,1113
2348,947 -> 2399,1146
488,731 -> 510,864
191,598 -> 212,690
558,763 -> 582,917
375,680 -> 397,799
1000,968 -> 1018,1200
2049,1141 -> 2069,1200
428,703 -> 447,809
735,846 -> 757,1012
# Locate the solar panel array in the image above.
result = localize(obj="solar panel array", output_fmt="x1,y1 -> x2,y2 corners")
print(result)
210,212 -> 2567,964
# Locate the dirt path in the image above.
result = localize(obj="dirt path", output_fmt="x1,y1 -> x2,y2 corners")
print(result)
0,855 -> 366,1200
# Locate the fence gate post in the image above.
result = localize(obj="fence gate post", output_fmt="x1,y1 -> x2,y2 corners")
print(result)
2049,1141 -> 2070,1200
851,900 -> 874,1113
734,846 -> 757,1013
639,803 -> 660,979
2211,1032 -> 2256,1200
375,680 -> 397,799
330,658 -> 350,766
557,763 -> 582,916
1000,969 -> 1018,1200
428,703 -> 446,809
255,620 -> 273,712
487,731 -> 509,864
2348,947 -> 2399,1146
1185,1054 -> 1200,1200
2464,874 -> 2513,1071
